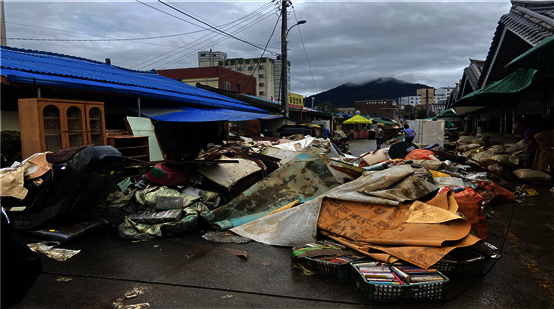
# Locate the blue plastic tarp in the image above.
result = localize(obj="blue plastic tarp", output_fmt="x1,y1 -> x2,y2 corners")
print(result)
133,106 -> 282,122
1,46 -> 265,113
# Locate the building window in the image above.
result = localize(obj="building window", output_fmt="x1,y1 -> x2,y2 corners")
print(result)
248,66 -> 254,71
224,82 -> 231,91
386,110 -> 390,114
236,84 -> 240,92
259,65 -> 264,70
373,111 -> 377,116
259,83 -> 265,87
237,67 -> 242,71
260,91 -> 265,96
200,53 -> 206,57
259,74 -> 264,78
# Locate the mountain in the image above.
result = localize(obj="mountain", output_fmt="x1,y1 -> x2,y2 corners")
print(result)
306,77 -> 432,108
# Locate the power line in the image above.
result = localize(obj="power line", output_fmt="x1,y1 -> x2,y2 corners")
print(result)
292,6 -> 318,95
158,0 -> 271,52
1,19 -> 181,47
132,1 -> 276,69
136,5 -> 277,70
154,10 -> 278,70
242,12 -> 282,94
2,29 -> 209,42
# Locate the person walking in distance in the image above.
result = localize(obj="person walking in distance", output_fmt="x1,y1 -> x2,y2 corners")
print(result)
376,124 -> 384,150
404,124 -> 416,143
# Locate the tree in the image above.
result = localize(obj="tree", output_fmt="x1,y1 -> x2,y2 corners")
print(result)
317,102 -> 339,117
416,107 -> 428,119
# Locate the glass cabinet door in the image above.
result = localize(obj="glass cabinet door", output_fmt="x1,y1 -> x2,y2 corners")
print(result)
66,106 -> 86,148
42,105 -> 63,151
87,106 -> 105,145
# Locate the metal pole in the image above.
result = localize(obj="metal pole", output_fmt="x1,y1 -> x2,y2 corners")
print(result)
137,97 -> 141,117
281,0 -> 288,119
311,97 -> 314,109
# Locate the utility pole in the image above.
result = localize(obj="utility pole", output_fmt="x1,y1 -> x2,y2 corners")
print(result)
281,0 -> 288,118
1,0 -> 7,46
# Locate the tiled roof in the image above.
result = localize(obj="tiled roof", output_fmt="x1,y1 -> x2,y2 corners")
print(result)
478,0 -> 554,88
463,59 -> 485,92
0,46 -> 264,113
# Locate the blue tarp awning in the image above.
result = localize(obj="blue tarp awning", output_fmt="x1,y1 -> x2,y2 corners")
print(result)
134,106 -> 282,122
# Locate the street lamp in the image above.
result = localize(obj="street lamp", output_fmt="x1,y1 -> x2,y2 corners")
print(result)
280,5 -> 307,118
287,20 -> 306,36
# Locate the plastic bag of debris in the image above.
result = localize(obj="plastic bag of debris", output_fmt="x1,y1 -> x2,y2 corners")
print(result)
200,190 -> 221,210
135,186 -> 201,210
118,208 -> 198,240
87,189 -> 138,227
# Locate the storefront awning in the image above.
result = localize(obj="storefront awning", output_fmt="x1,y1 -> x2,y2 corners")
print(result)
134,106 -> 282,122
452,68 -> 538,108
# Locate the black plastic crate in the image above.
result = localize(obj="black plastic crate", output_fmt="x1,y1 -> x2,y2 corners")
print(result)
349,261 -> 449,303
303,257 -> 353,282
432,249 -> 485,276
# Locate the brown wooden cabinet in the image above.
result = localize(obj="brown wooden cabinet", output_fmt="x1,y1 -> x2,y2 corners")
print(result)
107,136 -> 150,164
107,135 -> 150,178
18,98 -> 107,159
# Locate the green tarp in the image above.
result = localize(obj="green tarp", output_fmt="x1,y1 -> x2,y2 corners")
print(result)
364,117 -> 397,126
452,68 -> 538,107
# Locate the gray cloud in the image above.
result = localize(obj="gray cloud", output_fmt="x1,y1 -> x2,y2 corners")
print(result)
4,1 -> 511,96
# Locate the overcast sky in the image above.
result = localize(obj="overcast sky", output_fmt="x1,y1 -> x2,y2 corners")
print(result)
4,0 -> 512,96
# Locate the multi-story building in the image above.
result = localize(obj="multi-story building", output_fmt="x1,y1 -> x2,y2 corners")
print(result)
417,88 -> 435,105
197,51 -> 290,101
399,96 -> 421,106
198,51 -> 227,67
355,99 -> 406,121
434,87 -> 455,104
156,67 -> 256,95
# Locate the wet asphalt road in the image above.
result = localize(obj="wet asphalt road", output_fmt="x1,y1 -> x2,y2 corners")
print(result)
8,139 -> 554,309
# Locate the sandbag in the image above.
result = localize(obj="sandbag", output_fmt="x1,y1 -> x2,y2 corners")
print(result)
505,140 -> 526,153
489,145 -> 505,154
490,154 -> 517,167
458,143 -> 482,151
411,160 -> 446,171
453,188 -> 490,241
512,169 -> 552,182
471,149 -> 496,166
488,164 -> 514,180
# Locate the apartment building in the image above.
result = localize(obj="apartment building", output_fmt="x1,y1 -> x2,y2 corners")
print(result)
416,88 -> 435,105
198,51 -> 290,101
